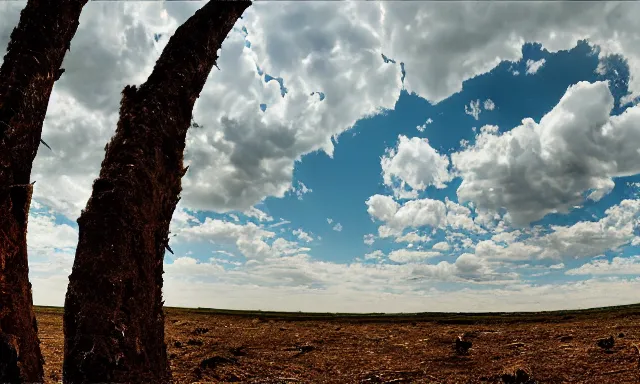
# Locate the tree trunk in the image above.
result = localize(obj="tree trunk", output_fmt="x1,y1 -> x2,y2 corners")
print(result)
0,1 -> 87,382
62,1 -> 251,382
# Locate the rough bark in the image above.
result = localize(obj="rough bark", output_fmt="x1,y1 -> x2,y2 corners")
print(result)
62,1 -> 251,383
0,1 -> 87,382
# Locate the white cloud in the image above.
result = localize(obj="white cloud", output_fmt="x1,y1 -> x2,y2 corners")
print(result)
26,212 -> 78,254
483,99 -> 495,111
327,218 -> 333,224
416,118 -> 433,132
464,99 -> 482,120
364,250 -> 384,260
525,58 -> 546,75
389,249 -> 441,263
177,218 -> 309,260
367,196 -> 447,237
491,230 -> 521,244
395,232 -> 431,244
269,219 -> 291,228
453,81 -> 640,226
243,206 -> 274,222
332,223 -> 343,232
432,241 -> 450,251
293,228 -> 313,242
381,135 -> 452,198
367,195 -> 485,238
473,199 -> 640,261
566,256 -> 640,275
363,234 -> 376,246
292,181 -> 312,200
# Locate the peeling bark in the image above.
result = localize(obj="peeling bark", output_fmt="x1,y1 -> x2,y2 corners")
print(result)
62,1 -> 251,383
0,0 -> 87,382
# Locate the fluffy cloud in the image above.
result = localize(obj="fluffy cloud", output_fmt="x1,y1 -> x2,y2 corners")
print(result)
363,234 -> 376,246
367,196 -> 447,237
464,99 -> 481,120
332,223 -> 343,232
177,218 -> 309,260
526,58 -> 546,75
381,2 -> 640,103
381,135 -> 452,198
395,232 -> 431,244
364,250 -> 384,260
366,195 -> 485,238
566,256 -> 640,275
388,249 -> 441,263
293,228 -> 313,242
416,118 -> 433,132
292,181 -> 312,200
483,99 -> 495,111
432,241 -> 450,251
474,199 -> 640,261
243,206 -> 273,222
453,81 -> 640,226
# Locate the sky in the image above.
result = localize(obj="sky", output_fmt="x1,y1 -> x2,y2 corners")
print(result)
2,1 -> 640,313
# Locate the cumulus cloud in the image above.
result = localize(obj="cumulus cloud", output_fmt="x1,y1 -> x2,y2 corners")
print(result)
292,181 -> 312,200
364,250 -> 384,260
366,195 -> 485,238
483,99 -> 495,111
432,241 -> 450,251
389,249 -> 441,263
566,256 -> 640,275
416,118 -> 433,132
453,81 -> 640,226
474,199 -> 640,261
395,232 -> 431,244
381,135 -> 452,198
464,99 -> 482,120
332,223 -> 343,232
177,218 -> 309,260
293,228 -> 313,242
526,58 -> 546,74
243,206 -> 273,222
382,2 -> 640,104
363,234 -> 376,246
367,196 -> 446,237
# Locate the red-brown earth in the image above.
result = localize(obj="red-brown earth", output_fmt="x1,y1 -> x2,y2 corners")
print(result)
36,305 -> 640,383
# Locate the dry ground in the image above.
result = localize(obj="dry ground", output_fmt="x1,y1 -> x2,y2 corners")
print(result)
36,305 -> 640,383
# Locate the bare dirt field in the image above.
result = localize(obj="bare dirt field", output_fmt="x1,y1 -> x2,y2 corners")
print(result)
36,305 -> 640,383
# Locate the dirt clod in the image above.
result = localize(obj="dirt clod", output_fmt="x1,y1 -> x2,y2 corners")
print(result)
229,346 -> 247,356
597,335 -> 615,350
501,367 -> 536,384
200,355 -> 238,370
187,339 -> 204,346
454,336 -> 472,355
559,335 -> 573,342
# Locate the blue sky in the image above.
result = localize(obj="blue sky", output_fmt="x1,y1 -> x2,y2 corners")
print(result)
3,1 -> 640,312
170,40 -> 637,273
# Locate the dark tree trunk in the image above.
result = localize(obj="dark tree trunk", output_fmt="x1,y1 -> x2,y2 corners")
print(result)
62,1 -> 251,383
0,1 -> 87,382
